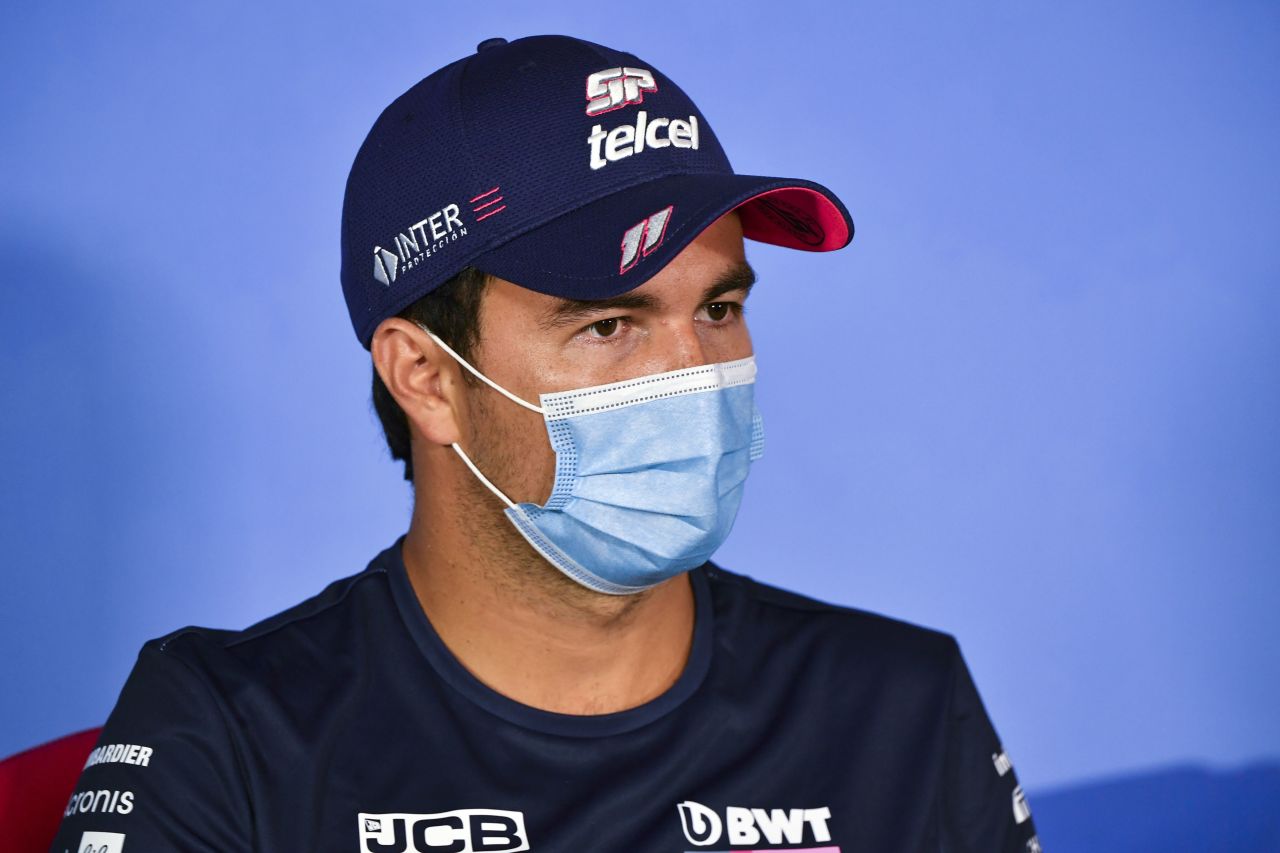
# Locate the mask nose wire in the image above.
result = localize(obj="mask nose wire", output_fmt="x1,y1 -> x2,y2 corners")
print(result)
413,323 -> 540,511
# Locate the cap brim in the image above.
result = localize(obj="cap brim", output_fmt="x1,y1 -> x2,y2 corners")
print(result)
471,172 -> 853,301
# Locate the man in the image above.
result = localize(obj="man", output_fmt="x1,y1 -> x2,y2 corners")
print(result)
52,35 -> 1039,853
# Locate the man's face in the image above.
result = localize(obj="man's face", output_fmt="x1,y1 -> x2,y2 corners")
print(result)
460,210 -> 754,507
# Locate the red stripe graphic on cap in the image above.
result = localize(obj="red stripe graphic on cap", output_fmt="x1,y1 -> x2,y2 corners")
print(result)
471,186 -> 507,221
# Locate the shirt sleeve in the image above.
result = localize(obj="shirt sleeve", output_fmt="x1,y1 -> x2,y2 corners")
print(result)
939,643 -> 1042,853
48,637 -> 252,853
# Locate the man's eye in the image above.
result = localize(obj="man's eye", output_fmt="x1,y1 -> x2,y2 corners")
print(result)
589,318 -> 621,338
702,302 -> 740,323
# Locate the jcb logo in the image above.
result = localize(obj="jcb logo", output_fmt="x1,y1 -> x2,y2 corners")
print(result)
585,66 -> 657,116
358,810 -> 529,852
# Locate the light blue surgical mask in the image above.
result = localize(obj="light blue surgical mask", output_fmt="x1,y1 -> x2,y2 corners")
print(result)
418,326 -> 765,595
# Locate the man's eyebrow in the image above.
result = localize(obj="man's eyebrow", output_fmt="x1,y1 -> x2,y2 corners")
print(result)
701,260 -> 756,304
538,260 -> 757,331
538,291 -> 660,331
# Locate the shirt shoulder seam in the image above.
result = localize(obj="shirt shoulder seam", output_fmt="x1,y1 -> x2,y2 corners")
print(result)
156,565 -> 389,654
141,639 -> 258,847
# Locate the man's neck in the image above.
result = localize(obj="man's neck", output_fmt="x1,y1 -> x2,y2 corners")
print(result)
400,494 -> 697,716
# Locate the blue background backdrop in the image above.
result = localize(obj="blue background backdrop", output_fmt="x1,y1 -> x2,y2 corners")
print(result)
3,2 -> 1277,847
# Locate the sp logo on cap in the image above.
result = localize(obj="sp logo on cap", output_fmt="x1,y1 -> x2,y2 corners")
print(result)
585,67 -> 657,116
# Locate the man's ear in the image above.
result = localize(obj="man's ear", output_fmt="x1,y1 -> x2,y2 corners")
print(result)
370,318 -> 466,447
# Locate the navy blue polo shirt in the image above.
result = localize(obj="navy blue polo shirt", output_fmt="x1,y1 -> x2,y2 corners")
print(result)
51,536 -> 1040,852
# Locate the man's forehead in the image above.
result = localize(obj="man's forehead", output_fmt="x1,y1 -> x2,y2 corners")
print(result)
535,259 -> 756,331
475,208 -> 753,331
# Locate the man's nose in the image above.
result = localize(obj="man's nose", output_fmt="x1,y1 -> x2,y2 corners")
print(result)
658,318 -> 711,371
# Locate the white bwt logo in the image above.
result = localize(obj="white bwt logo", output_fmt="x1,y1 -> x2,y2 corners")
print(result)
677,800 -> 833,847
619,205 -> 673,274
585,66 -> 657,116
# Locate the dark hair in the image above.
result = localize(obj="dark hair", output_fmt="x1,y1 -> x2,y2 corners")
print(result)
371,266 -> 489,482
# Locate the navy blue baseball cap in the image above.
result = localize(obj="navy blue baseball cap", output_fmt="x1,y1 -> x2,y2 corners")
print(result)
341,34 -> 854,348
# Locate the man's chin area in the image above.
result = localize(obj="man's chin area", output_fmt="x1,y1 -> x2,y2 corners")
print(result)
525,556 -> 668,626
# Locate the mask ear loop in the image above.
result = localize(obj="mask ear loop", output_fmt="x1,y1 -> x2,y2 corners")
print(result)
415,323 -> 544,415
413,323 -> 542,510
449,442 -> 518,510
